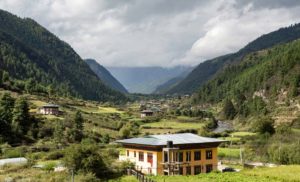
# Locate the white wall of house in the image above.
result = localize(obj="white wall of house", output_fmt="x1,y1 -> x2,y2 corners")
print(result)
119,149 -> 158,175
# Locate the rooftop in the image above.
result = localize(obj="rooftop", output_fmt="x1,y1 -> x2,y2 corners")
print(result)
116,133 -> 224,146
41,104 -> 59,108
141,110 -> 154,113
0,157 -> 28,166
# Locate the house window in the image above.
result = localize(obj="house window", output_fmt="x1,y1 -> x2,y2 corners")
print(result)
179,167 -> 183,175
186,166 -> 191,175
126,150 -> 129,157
134,151 -> 136,157
194,151 -> 201,161
178,152 -> 183,162
194,165 -> 201,175
206,164 -> 213,173
186,151 -> 191,162
164,151 -> 168,162
139,152 -> 144,161
206,150 -> 213,160
147,153 -> 153,165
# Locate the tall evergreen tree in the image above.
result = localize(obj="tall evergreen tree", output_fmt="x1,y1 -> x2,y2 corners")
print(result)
74,111 -> 84,142
223,99 -> 236,120
54,120 -> 64,146
0,93 -> 15,138
12,97 -> 31,135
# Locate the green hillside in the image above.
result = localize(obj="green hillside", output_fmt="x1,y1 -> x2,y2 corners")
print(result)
165,23 -> 300,94
85,59 -> 128,93
194,39 -> 300,104
0,9 -> 126,102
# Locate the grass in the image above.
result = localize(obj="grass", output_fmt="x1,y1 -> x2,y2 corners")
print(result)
98,106 -> 124,114
142,119 -> 204,129
242,165 -> 300,181
220,136 -> 241,142
231,132 -> 256,137
75,106 -> 124,114
142,128 -> 181,135
109,176 -> 138,182
218,147 -> 241,159
149,165 -> 300,182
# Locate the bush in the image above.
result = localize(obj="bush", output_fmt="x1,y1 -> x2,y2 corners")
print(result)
44,150 -> 64,160
3,147 -> 26,158
43,161 -> 57,172
253,117 -> 275,135
63,144 -> 109,178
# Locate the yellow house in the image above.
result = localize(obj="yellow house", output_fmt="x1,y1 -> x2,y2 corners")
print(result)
116,133 -> 224,175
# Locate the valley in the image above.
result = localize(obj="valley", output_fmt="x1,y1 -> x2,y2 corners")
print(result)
0,4 -> 300,182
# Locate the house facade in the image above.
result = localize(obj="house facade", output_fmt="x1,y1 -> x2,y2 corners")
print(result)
117,133 -> 224,175
140,110 -> 154,118
38,104 -> 60,115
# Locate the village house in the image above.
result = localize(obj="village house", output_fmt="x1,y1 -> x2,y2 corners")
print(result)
117,133 -> 224,175
38,104 -> 60,115
140,110 -> 154,118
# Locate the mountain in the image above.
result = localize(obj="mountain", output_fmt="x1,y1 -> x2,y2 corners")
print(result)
0,9 -> 126,102
194,38 -> 300,104
107,66 -> 192,94
85,59 -> 128,93
153,67 -> 193,94
165,23 -> 300,94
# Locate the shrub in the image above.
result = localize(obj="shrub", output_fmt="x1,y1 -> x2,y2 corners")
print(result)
63,144 -> 109,178
44,150 -> 64,160
43,161 -> 57,172
253,117 -> 275,135
3,147 -> 26,158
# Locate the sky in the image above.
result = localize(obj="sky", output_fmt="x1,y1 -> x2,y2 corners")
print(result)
1,0 -> 300,67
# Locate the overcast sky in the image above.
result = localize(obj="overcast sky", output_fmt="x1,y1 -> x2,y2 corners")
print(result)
1,0 -> 300,67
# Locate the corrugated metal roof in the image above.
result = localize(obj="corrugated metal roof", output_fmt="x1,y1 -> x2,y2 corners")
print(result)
116,133 -> 224,146
42,104 -> 59,108
0,157 -> 28,166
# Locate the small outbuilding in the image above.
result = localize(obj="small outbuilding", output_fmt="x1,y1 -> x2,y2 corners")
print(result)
0,157 -> 28,166
141,110 -> 154,118
38,104 -> 60,115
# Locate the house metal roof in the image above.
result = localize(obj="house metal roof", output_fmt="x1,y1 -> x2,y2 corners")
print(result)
116,133 -> 224,146
41,104 -> 59,108
0,157 -> 28,166
141,110 -> 154,113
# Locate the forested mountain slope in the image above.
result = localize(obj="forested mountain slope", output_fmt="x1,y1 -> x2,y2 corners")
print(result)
0,9 -> 126,102
194,39 -> 300,104
85,59 -> 128,94
166,23 -> 300,94
153,67 -> 193,94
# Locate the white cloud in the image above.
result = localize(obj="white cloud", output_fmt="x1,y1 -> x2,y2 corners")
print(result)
0,0 -> 300,67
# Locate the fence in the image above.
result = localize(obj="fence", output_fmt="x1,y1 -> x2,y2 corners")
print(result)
127,168 -> 155,182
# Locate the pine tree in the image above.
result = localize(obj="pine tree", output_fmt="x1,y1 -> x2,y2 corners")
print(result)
74,111 -> 84,142
223,99 -> 236,120
2,71 -> 9,83
0,93 -> 15,138
12,97 -> 31,135
54,120 -> 64,146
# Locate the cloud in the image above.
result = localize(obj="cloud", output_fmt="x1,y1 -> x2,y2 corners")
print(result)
0,0 -> 300,67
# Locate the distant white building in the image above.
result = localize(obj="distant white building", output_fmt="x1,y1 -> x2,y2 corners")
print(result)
0,157 -> 28,166
140,110 -> 154,118
38,104 -> 60,115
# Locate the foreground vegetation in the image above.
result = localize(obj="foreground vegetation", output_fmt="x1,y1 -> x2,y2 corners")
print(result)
149,166 -> 300,182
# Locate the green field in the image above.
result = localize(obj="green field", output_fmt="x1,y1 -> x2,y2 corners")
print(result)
142,119 -> 204,129
218,147 -> 241,159
231,132 -> 256,137
148,165 -> 300,182
75,106 -> 124,114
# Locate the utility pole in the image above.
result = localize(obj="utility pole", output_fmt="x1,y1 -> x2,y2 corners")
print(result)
240,146 -> 243,165
70,168 -> 74,182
